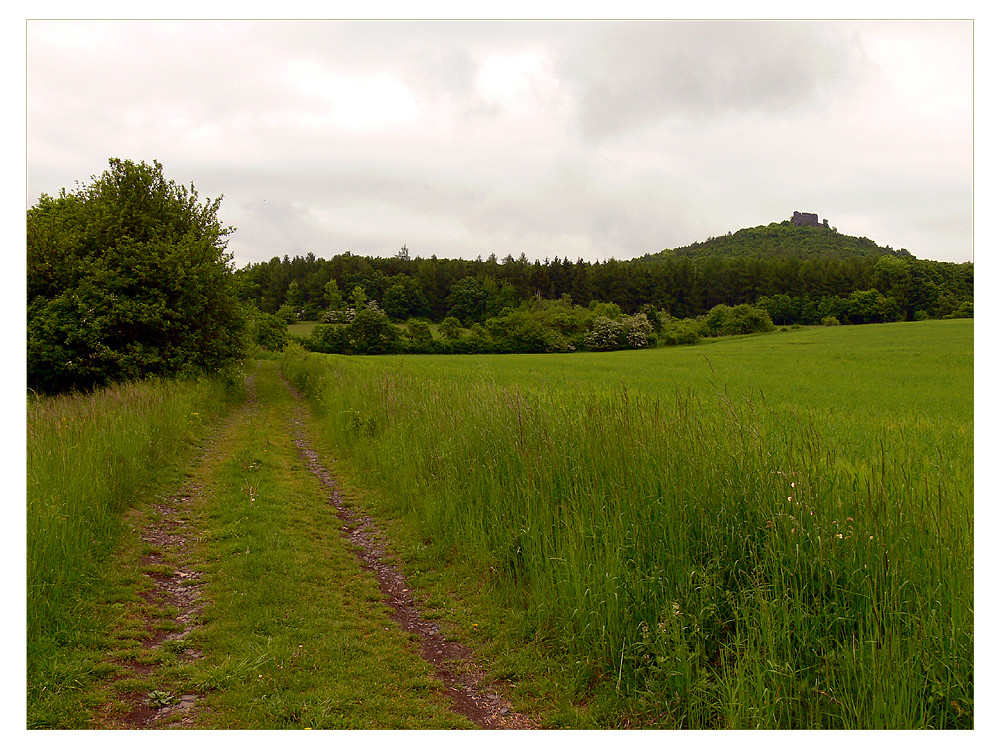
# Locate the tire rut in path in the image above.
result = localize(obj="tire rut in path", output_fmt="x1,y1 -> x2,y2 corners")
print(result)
116,375 -> 260,728
283,384 -> 534,729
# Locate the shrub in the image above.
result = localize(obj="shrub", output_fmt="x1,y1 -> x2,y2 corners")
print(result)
405,319 -> 433,345
276,303 -> 298,324
27,158 -> 247,393
486,309 -> 571,353
947,301 -> 973,319
623,313 -> 656,348
702,304 -> 774,337
307,324 -> 351,354
584,316 -> 623,351
467,323 -> 495,352
321,309 -> 352,324
584,313 -> 655,351
660,317 -> 704,346
729,304 -> 775,335
439,316 -> 463,341
348,306 -> 399,354
588,301 -> 623,320
703,304 -> 735,337
249,310 -> 290,352
846,289 -> 901,325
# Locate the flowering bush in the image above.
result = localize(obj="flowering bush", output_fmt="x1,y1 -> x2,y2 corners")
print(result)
321,309 -> 352,324
584,313 -> 654,351
584,316 -> 621,351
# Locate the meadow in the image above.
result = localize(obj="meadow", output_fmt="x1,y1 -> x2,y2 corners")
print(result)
280,319 -> 973,728
286,321 -> 320,338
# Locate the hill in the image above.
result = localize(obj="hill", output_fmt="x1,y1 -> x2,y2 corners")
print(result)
638,219 -> 910,263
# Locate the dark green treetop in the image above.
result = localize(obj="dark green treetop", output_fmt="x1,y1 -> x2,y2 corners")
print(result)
27,158 -> 248,394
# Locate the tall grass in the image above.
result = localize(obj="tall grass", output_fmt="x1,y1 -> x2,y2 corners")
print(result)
26,375 -> 242,674
280,323 -> 972,729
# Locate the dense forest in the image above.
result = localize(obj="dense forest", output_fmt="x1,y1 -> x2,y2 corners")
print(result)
237,221 -> 973,332
638,220 -> 904,261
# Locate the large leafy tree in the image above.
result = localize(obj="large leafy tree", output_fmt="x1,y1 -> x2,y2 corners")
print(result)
27,158 -> 247,393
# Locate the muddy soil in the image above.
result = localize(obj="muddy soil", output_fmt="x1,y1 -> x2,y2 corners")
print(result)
121,490 -> 208,727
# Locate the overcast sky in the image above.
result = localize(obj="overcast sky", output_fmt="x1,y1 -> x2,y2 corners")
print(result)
26,17 -> 974,267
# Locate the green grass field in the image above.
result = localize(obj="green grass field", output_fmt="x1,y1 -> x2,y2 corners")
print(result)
365,320 -> 970,444
27,319 -> 973,729
281,319 -> 973,728
286,321 -> 319,338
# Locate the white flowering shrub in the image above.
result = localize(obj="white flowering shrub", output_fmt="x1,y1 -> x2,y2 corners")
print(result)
584,316 -> 623,351
623,313 -> 654,348
584,313 -> 654,351
321,309 -> 351,324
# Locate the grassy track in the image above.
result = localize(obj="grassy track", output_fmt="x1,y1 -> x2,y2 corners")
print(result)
279,319 -> 973,729
26,362 -> 475,728
188,362 -> 470,728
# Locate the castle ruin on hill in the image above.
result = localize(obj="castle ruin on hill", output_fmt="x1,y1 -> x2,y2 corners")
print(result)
791,211 -> 830,229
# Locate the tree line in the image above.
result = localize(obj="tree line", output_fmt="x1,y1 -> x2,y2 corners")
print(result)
238,239 -> 973,329
27,158 -> 973,394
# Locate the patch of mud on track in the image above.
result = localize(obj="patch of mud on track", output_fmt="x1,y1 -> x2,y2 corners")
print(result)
283,380 -> 535,729
124,491 -> 208,728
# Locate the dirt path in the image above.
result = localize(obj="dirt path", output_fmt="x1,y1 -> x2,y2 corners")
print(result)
113,369 -> 532,729
121,490 -> 208,727
283,379 -> 534,729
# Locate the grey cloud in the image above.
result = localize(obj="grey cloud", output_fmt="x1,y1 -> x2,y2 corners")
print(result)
562,21 -> 869,140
